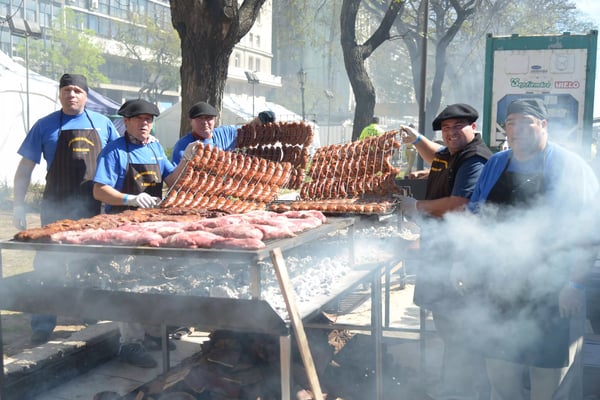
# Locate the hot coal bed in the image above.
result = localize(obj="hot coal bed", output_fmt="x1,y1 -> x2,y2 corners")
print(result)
0,212 -> 417,400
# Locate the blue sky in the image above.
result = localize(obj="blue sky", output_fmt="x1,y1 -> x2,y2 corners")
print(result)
575,0 -> 599,18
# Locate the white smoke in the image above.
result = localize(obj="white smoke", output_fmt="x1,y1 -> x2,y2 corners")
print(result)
408,189 -> 600,359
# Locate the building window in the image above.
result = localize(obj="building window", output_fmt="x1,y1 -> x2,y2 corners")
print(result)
255,58 -> 261,73
248,33 -> 253,47
233,52 -> 241,68
98,0 -> 109,14
98,16 -> 109,37
87,14 -> 98,32
255,35 -> 260,49
110,0 -> 128,19
248,56 -> 254,71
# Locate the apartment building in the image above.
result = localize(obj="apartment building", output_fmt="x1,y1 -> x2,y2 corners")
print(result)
0,0 -> 281,111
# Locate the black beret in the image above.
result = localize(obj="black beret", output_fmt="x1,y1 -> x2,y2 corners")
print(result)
432,103 -> 478,131
59,73 -> 89,93
258,110 -> 276,123
188,102 -> 218,118
506,98 -> 547,120
117,99 -> 160,117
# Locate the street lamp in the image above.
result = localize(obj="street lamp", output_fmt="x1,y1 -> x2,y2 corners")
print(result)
245,71 -> 259,118
7,15 -> 42,133
417,0 -> 429,171
324,90 -> 334,145
297,67 -> 307,120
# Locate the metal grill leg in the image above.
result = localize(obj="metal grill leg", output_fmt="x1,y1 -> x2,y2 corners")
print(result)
280,333 -> 292,400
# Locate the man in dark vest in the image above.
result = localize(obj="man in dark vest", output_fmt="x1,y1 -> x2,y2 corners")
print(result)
398,103 -> 493,400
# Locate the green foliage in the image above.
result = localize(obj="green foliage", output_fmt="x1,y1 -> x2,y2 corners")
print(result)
23,8 -> 107,84
113,14 -> 181,94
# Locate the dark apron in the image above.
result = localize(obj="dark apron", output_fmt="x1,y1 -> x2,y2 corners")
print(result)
413,134 -> 492,312
109,136 -> 162,214
42,111 -> 102,225
471,161 -> 570,368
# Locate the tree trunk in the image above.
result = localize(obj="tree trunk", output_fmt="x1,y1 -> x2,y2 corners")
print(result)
341,0 -> 403,141
170,0 -> 266,137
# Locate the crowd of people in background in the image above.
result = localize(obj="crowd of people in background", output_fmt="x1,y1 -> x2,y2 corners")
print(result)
11,73 -> 600,400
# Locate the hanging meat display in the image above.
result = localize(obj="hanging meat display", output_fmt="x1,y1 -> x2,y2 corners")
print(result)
235,120 -> 314,189
160,144 -> 295,214
269,130 -> 405,214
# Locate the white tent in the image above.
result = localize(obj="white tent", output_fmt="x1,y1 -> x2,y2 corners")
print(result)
0,50 -> 60,184
153,93 -> 311,150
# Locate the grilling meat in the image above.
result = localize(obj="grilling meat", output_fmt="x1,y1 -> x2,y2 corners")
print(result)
209,225 -> 264,240
163,230 -> 223,249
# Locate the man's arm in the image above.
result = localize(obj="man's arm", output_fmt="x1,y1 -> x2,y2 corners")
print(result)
93,183 -> 127,206
13,158 -> 36,229
415,196 -> 469,217
13,158 -> 36,206
409,157 -> 487,218
164,142 -> 198,187
164,161 -> 187,187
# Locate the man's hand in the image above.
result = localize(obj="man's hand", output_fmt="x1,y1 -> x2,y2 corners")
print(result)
125,193 -> 160,208
396,195 -> 418,216
400,125 -> 419,144
408,169 -> 430,180
182,142 -> 198,162
13,205 -> 26,230
559,283 -> 585,318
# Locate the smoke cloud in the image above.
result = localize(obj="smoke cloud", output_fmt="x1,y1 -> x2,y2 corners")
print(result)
409,189 -> 600,360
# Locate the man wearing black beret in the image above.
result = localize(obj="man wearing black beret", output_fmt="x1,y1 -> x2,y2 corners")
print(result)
171,101 -> 273,165
92,99 -> 195,368
397,103 -> 493,399
93,97 -> 193,211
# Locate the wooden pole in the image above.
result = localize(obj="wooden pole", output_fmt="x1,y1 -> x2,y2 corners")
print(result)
270,247 -> 324,400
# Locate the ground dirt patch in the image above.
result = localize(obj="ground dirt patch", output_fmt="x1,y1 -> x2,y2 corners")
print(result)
0,210 -> 88,358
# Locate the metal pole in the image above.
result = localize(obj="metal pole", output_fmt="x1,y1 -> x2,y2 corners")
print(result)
301,86 -> 306,121
252,82 -> 256,118
416,0 -> 428,170
25,34 -> 31,133
327,98 -> 331,144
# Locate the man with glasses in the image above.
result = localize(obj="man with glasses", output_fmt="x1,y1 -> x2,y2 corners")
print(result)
397,103 -> 493,400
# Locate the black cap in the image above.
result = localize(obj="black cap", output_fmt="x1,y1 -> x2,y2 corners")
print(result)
188,102 -> 218,118
258,110 -> 276,123
117,99 -> 160,118
432,103 -> 478,131
59,74 -> 89,93
506,98 -> 547,120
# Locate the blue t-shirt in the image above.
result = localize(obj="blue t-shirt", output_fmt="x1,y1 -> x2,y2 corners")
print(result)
18,109 -> 120,167
451,155 -> 488,198
94,136 -> 175,194
171,125 -> 239,165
